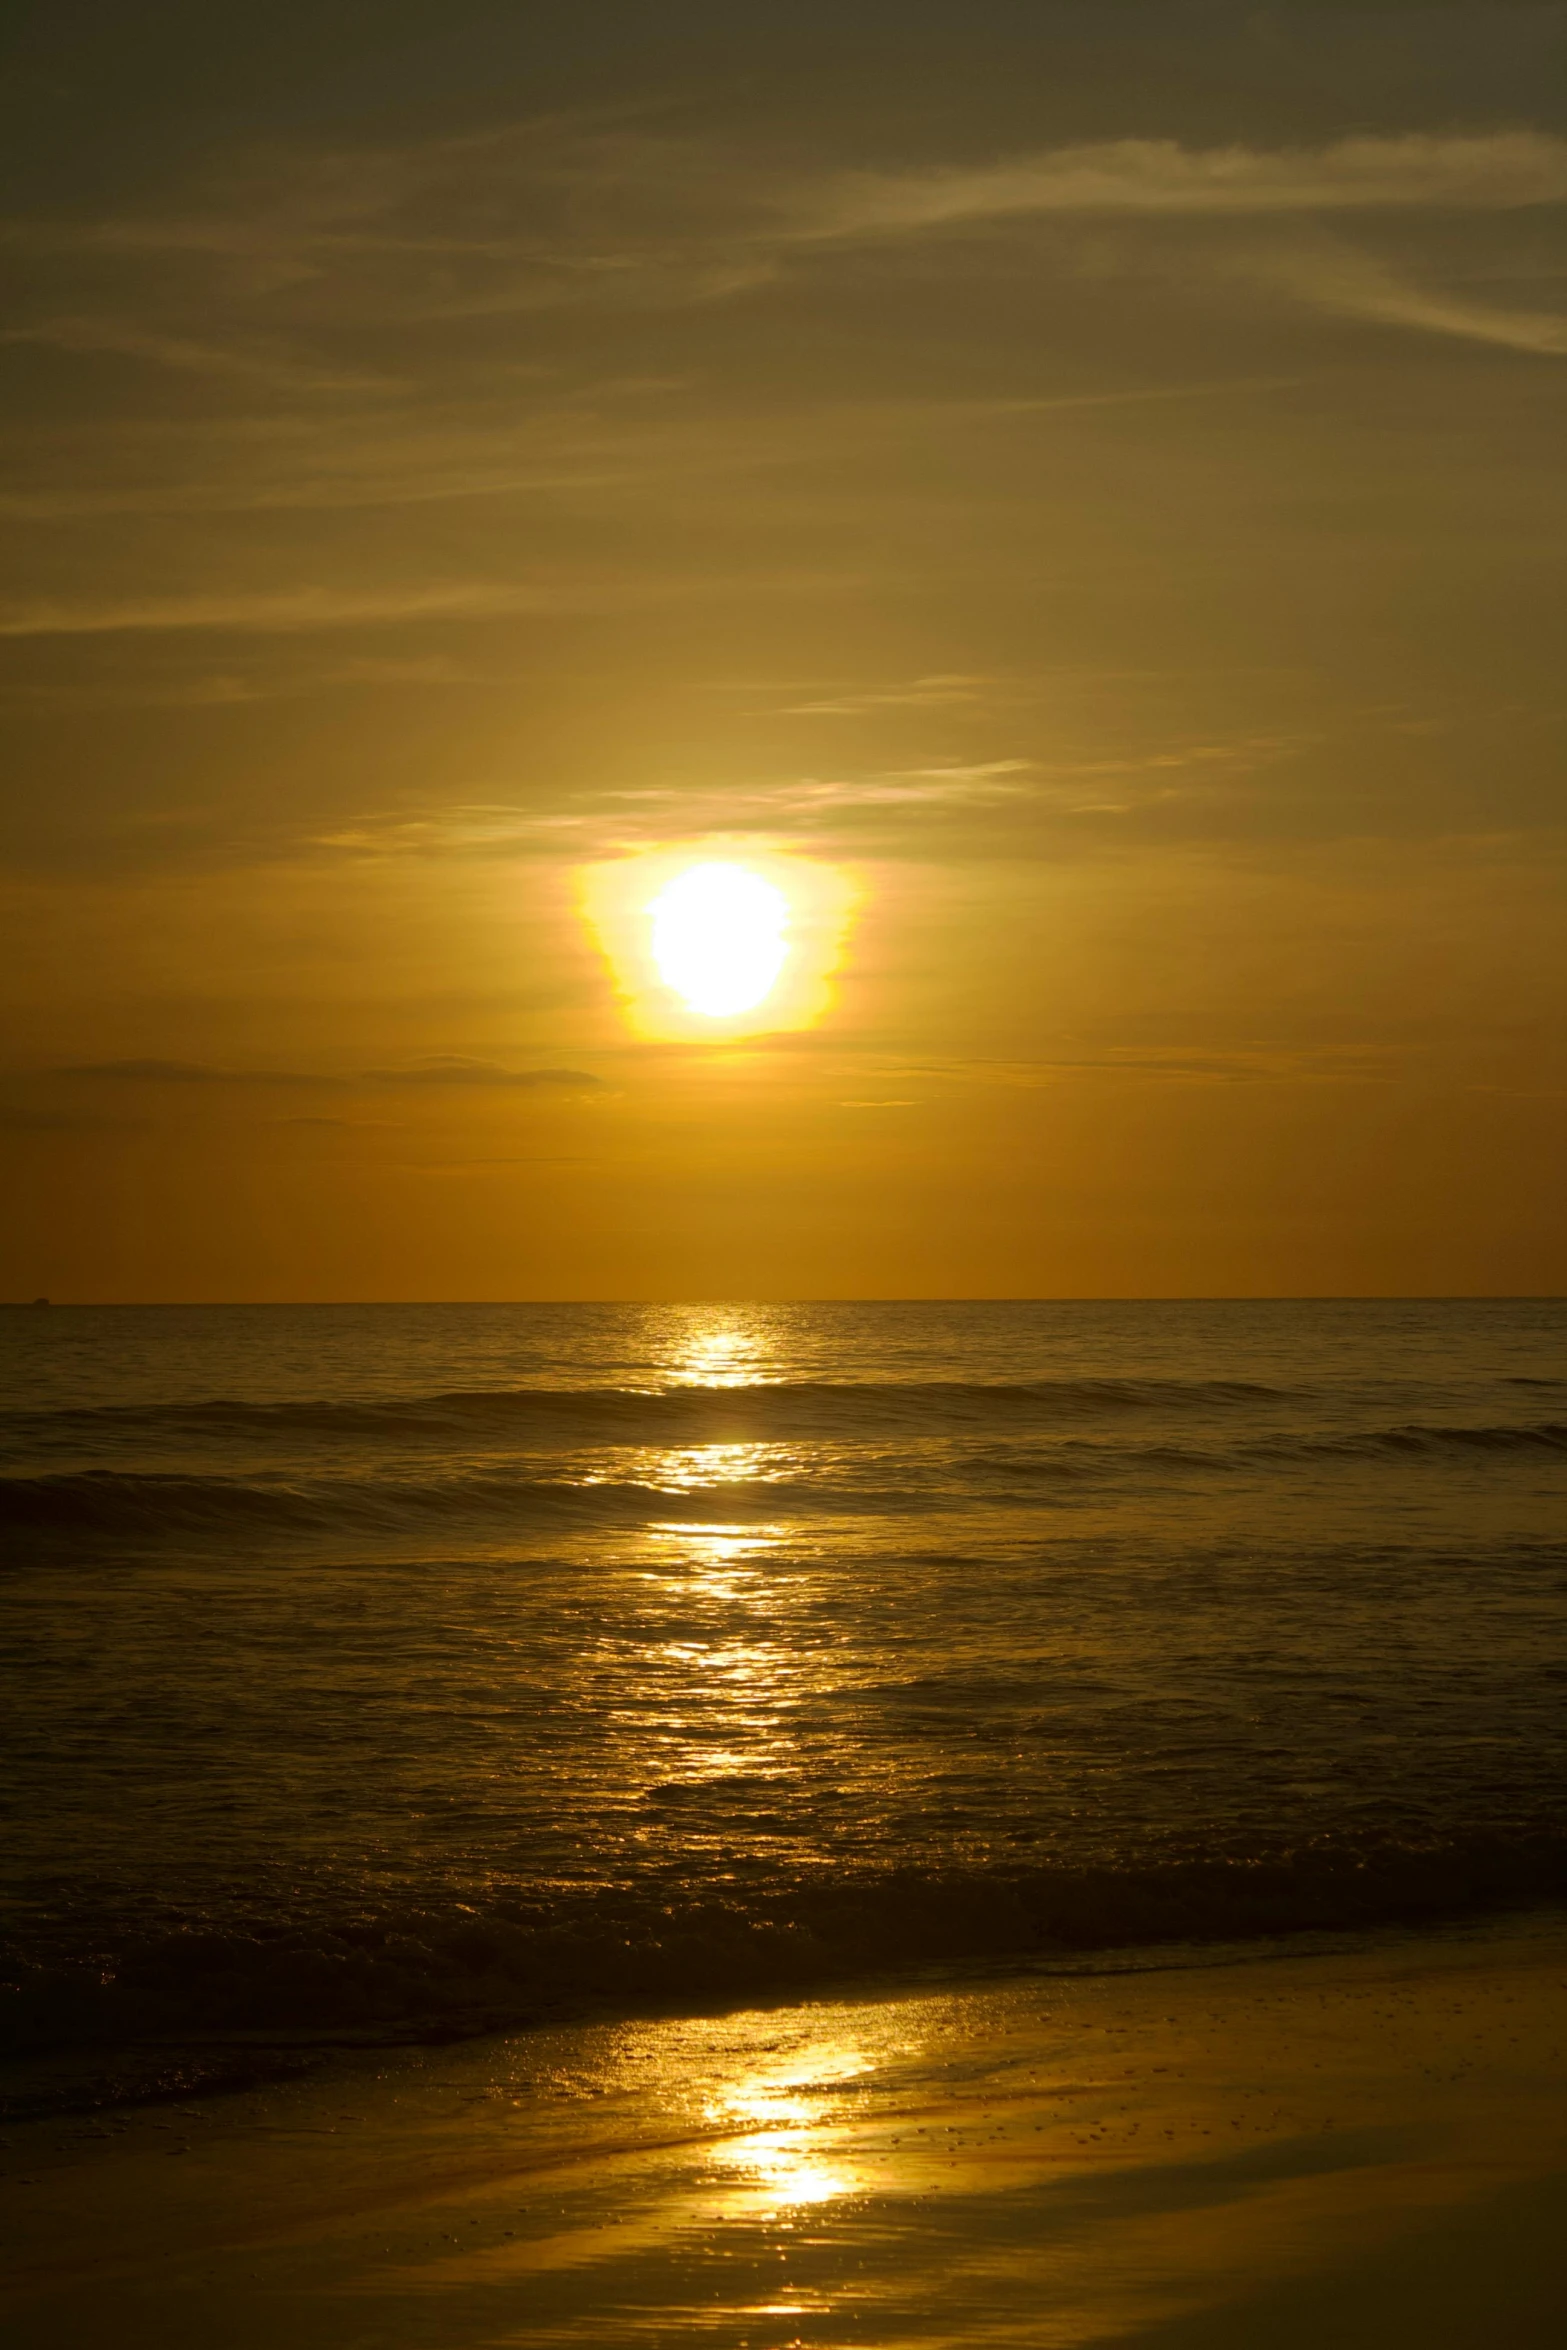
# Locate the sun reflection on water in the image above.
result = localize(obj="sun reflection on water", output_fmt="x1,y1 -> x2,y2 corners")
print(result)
646,1442 -> 790,1491
623,1522 -> 811,1805
705,2035 -> 876,2215
645,1520 -> 792,1595
670,1314 -> 778,1389
605,1316 -> 832,1840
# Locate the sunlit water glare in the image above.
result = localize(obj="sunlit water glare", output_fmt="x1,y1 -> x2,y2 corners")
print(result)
1,1298 -> 1564,2090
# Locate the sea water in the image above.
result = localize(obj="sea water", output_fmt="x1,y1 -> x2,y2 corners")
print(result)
2,1299 -> 1564,2090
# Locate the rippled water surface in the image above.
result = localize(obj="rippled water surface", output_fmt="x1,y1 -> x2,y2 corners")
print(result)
2,1299 -> 1564,2072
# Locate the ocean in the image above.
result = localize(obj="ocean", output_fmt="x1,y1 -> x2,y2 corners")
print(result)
2,1298 -> 1564,2108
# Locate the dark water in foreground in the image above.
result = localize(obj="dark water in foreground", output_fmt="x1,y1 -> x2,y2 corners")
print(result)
2,1299 -> 1564,2096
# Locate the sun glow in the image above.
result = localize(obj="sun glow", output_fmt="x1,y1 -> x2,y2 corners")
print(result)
649,863 -> 789,1017
577,844 -> 858,1040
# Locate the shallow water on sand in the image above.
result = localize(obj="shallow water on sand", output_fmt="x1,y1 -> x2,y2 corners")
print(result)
5,1921 -> 1567,2348
1,1299 -> 1564,2078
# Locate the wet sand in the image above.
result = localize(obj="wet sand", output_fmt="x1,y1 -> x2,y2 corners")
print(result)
4,1917 -> 1565,2348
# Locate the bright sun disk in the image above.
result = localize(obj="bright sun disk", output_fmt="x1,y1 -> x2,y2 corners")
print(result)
649,862 -> 790,1017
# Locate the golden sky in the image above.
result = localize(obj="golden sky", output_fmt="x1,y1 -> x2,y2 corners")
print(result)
2,3 -> 1564,1299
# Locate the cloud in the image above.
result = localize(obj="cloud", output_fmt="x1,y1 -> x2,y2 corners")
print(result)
792,133 -> 1567,360
7,115 -> 1554,597
15,124 -> 1563,362
2,651 -> 506,709
310,804 -> 600,859
361,1059 -> 606,1090
0,1106 -> 147,1130
1017,1046 -> 1398,1089
799,133 -> 1567,241
0,384 -> 694,525
54,1057 -> 606,1092
6,118 -> 780,330
0,375 -> 1299,549
619,759 -> 1037,820
0,578 -> 628,639
304,740 -> 1286,874
59,1059 -> 345,1085
0,314 -> 394,394
317,766 -> 1048,870
0,550 -> 859,638
778,674 -> 995,717
1256,242 -> 1567,357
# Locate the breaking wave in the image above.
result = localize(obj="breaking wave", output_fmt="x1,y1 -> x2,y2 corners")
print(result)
5,1837 -> 1565,2106
4,1418 -> 1563,1546
0,1375 -> 1287,1449
0,1466 -> 895,1539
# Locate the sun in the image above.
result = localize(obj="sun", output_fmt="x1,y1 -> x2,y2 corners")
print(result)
648,862 -> 790,1018
576,843 -> 857,1039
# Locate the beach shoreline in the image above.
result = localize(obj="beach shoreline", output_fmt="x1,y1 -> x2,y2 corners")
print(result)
5,1911 -> 1564,2347
9,1889 -> 1559,2133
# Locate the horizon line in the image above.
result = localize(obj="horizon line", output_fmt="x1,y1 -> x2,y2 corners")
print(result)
4,1293 -> 1563,1310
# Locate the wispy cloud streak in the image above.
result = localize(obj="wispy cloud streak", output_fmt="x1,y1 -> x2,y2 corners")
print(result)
50,1057 -> 604,1091
799,133 -> 1567,239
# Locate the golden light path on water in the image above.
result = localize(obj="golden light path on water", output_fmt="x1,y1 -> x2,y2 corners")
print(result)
635,1521 -> 804,1811
563,1313 -> 827,1831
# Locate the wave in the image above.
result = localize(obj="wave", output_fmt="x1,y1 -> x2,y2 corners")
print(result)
4,1835 -> 1564,2106
0,1467 -> 868,1539
1262,1421 -> 1567,1461
0,1375 -> 1288,1448
5,1419 -> 1563,1543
